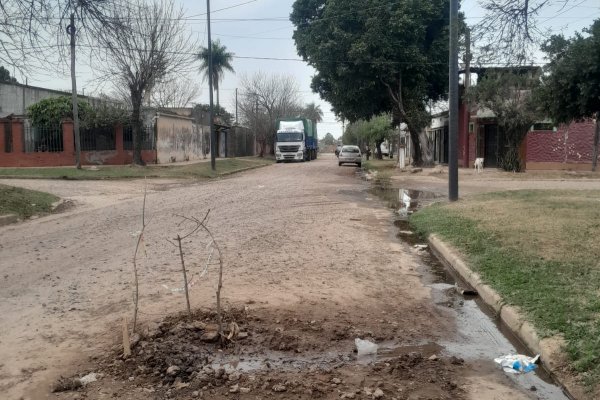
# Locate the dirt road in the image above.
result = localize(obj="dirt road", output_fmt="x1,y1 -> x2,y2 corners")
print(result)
0,156 -> 557,399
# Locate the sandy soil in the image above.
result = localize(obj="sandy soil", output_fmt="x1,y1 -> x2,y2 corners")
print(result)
387,166 -> 600,197
0,155 -> 550,400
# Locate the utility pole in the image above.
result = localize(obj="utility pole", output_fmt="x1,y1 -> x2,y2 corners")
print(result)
68,13 -> 82,169
206,0 -> 216,171
448,0 -> 459,201
463,28 -> 472,168
235,88 -> 238,125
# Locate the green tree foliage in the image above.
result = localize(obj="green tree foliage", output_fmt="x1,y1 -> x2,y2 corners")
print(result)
537,20 -> 600,171
467,70 -> 539,172
27,96 -> 93,129
27,96 -> 132,129
0,66 -> 17,83
197,39 -> 235,110
343,114 -> 392,159
291,0 -> 451,166
321,132 -> 335,145
303,102 -> 323,124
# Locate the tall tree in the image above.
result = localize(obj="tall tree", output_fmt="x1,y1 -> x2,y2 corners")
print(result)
238,72 -> 303,157
474,0 -> 579,64
291,0 -> 451,166
96,0 -> 195,165
303,102 -> 324,125
321,132 -> 335,145
537,20 -> 600,171
467,69 -> 540,172
0,0 -> 121,70
150,76 -> 201,109
197,39 -> 235,111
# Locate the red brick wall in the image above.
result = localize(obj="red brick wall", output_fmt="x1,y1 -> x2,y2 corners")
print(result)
526,120 -> 597,165
0,119 -> 156,167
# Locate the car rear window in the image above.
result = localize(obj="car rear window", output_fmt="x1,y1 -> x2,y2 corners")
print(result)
342,147 -> 359,153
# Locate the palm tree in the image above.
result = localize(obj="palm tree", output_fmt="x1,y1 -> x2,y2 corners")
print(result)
197,39 -> 235,111
303,102 -> 324,125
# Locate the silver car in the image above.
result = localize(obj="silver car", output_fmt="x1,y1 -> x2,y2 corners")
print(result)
338,145 -> 362,167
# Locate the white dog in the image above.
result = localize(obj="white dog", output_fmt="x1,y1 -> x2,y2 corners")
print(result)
474,157 -> 484,173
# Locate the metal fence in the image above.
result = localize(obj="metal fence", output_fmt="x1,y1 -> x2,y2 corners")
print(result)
81,126 -> 116,151
123,124 -> 156,150
23,123 -> 63,152
227,127 -> 255,157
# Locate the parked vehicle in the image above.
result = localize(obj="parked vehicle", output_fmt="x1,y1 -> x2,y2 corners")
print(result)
275,118 -> 318,162
380,142 -> 390,157
338,145 -> 362,167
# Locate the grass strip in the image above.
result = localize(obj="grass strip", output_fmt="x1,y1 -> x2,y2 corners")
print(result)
410,190 -> 600,386
0,157 -> 273,180
0,184 -> 59,218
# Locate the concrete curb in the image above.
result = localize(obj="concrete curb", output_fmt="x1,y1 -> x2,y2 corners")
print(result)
427,234 -> 580,399
0,214 -> 19,226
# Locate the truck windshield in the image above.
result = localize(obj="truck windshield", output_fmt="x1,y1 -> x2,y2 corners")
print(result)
277,132 -> 304,142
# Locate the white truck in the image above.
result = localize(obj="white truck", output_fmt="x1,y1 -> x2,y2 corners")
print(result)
275,118 -> 318,162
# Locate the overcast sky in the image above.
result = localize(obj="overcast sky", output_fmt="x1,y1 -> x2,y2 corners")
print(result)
18,0 -> 600,139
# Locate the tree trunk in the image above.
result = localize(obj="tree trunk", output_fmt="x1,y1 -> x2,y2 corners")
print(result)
375,140 -> 383,159
593,113 -> 600,172
417,127 -> 434,166
131,96 -> 144,166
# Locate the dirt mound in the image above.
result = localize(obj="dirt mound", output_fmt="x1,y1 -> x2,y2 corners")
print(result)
52,306 -> 466,399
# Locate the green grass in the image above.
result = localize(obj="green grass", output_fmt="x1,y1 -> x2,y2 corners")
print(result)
362,158 -> 397,173
410,190 -> 600,385
0,184 -> 59,218
0,157 -> 274,180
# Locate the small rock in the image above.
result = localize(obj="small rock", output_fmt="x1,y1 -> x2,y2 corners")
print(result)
192,391 -> 199,397
341,393 -> 356,399
428,354 -> 438,361
166,366 -> 180,376
174,381 -> 189,390
240,387 -> 251,393
450,356 -> 464,365
200,331 -> 220,342
530,385 -> 537,392
229,384 -> 239,393
237,332 -> 249,339
373,388 -> 384,398
332,378 -> 342,384
228,371 -> 241,382
272,384 -> 287,392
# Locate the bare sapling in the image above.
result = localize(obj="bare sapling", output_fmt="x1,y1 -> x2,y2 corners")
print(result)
176,234 -> 191,316
173,211 -> 226,343
131,178 -> 148,333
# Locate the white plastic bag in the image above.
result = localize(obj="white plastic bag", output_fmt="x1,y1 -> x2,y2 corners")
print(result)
355,338 -> 378,356
494,354 -> 539,374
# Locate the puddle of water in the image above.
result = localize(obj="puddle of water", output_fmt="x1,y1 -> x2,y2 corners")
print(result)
369,184 -> 571,400
368,186 -> 441,217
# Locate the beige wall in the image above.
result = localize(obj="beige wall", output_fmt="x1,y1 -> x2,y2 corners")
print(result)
156,113 -> 203,163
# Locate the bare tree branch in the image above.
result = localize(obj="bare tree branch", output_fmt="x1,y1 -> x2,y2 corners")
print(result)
94,0 -> 197,164
473,0 -> 572,64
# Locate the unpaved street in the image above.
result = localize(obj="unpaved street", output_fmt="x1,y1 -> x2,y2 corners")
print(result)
1,155 -> 560,399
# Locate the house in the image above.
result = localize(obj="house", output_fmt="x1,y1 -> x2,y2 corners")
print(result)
426,66 -> 599,170
0,82 -> 255,167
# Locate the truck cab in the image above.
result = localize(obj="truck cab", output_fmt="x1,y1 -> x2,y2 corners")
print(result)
275,119 -> 318,162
